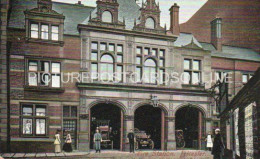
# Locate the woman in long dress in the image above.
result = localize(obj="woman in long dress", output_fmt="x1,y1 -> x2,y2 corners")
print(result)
54,130 -> 61,153
206,132 -> 213,151
63,133 -> 73,152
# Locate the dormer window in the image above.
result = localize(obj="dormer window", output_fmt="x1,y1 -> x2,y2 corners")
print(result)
145,17 -> 155,29
102,11 -> 113,23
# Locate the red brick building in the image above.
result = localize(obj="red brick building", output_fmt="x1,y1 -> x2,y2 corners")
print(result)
0,0 -> 259,153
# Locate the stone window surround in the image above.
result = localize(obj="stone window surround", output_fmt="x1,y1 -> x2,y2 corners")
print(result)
25,58 -> 62,89
20,103 -> 48,138
135,45 -> 166,85
182,56 -> 203,86
90,41 -> 124,82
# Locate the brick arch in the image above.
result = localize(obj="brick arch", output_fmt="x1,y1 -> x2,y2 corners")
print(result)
173,103 -> 207,118
87,99 -> 127,115
132,101 -> 169,116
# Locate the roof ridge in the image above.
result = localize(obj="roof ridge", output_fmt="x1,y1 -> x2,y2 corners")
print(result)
52,1 -> 95,9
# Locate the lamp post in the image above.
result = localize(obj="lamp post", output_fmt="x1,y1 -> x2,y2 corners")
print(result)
150,95 -> 159,107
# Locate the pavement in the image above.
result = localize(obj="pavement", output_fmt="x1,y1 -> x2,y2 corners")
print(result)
0,150 -> 213,159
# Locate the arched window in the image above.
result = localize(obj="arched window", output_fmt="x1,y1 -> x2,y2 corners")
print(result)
145,17 -> 155,29
100,54 -> 114,81
102,11 -> 113,23
144,58 -> 156,84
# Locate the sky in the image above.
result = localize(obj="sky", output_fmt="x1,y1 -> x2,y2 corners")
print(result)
53,0 -> 207,27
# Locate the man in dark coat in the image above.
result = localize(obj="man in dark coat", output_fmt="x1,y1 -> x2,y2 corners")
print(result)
212,128 -> 225,159
127,129 -> 135,153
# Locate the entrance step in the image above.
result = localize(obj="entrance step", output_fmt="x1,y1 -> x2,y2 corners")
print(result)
87,150 -> 213,159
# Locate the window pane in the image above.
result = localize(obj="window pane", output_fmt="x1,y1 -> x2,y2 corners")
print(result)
91,63 -> 98,80
144,48 -> 149,55
102,11 -> 113,23
71,107 -> 77,117
52,26 -> 59,33
36,119 -> 46,135
136,57 -> 141,65
242,74 -> 248,83
109,44 -> 115,52
29,61 -> 38,71
91,42 -> 98,50
152,49 -> 157,56
136,47 -> 142,55
101,54 -> 114,63
52,33 -> 58,41
116,65 -> 123,82
145,17 -> 155,29
101,63 -> 113,81
91,52 -> 98,61
31,24 -> 38,38
51,63 -> 60,73
192,72 -> 200,85
117,55 -> 123,63
23,119 -> 33,134
100,43 -> 106,51
144,59 -> 156,67
193,60 -> 200,70
28,72 -> 37,86
183,71 -> 191,84
36,106 -> 46,116
117,45 -> 123,53
159,59 -> 164,67
51,74 -> 60,87
136,67 -> 142,82
41,61 -> 49,72
184,59 -> 191,70
40,73 -> 49,86
23,106 -> 33,116
63,106 -> 70,117
41,24 -> 49,40
160,69 -> 165,84
160,50 -> 165,57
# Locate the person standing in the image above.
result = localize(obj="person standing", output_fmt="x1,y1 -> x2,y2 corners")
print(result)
54,130 -> 61,153
206,132 -> 213,151
94,129 -> 102,153
212,128 -> 225,159
63,132 -> 73,152
127,129 -> 135,153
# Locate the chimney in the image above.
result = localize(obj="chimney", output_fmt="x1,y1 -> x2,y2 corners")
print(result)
211,18 -> 222,51
169,3 -> 180,36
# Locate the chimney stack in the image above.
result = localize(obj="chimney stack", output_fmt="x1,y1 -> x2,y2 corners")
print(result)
169,3 -> 180,36
211,18 -> 222,51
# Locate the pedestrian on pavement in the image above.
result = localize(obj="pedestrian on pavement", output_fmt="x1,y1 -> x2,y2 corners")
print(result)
212,128 -> 225,159
127,129 -> 135,153
54,130 -> 61,153
206,132 -> 213,151
63,132 -> 73,152
94,129 -> 102,153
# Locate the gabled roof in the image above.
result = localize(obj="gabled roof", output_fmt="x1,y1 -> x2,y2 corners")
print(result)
201,42 -> 260,62
174,33 -> 203,49
8,0 -> 95,35
82,0 -> 141,30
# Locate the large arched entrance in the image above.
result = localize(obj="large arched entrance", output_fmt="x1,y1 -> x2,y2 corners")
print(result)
175,105 -> 205,149
90,103 -> 124,150
134,105 -> 166,150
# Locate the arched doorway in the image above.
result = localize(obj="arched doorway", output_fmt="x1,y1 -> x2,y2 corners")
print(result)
134,105 -> 166,150
175,106 -> 204,149
90,103 -> 124,150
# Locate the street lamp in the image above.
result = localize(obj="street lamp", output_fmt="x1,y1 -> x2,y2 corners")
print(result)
150,95 -> 159,107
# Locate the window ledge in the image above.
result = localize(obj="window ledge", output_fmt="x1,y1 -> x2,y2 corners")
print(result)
182,84 -> 205,88
24,86 -> 65,93
26,38 -> 64,46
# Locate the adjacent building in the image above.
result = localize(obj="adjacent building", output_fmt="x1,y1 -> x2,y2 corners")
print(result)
0,0 -> 259,153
